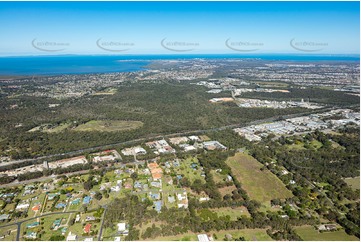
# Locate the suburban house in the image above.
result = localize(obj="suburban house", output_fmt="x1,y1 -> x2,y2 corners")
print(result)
55,202 -> 67,209
15,203 -> 30,211
149,192 -> 161,200
71,198 -> 80,205
168,196 -> 176,203
318,224 -> 338,231
0,214 -> 10,221
177,191 -> 189,209
31,204 -> 41,212
202,141 -> 227,151
148,162 -> 163,181
86,216 -> 96,222
47,193 -> 59,201
83,196 -> 92,205
25,232 -> 37,240
52,218 -> 62,230
117,222 -> 128,235
197,234 -> 210,242
26,222 -> 40,229
111,185 -> 121,192
121,146 -> 147,156
83,223 -> 92,234
154,200 -> 162,213
66,232 -> 77,241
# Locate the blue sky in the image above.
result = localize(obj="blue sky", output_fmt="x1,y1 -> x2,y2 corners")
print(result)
0,1 -> 359,56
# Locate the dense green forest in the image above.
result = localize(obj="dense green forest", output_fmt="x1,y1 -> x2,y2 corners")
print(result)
0,81 -> 311,159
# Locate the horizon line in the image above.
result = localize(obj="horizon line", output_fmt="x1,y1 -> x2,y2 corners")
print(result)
0,53 -> 360,58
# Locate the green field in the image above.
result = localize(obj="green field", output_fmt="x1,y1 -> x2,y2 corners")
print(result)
287,140 -> 322,150
295,226 -> 359,241
151,228 -> 272,241
310,140 -> 323,149
210,207 -> 251,219
226,153 -> 292,203
344,177 -> 360,190
74,120 -> 143,132
210,170 -> 227,183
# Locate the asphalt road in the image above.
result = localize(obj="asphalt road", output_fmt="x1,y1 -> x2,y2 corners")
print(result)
0,105 -> 354,241
0,210 -> 80,241
0,106 -> 340,170
97,205 -> 108,241
0,161 -> 145,189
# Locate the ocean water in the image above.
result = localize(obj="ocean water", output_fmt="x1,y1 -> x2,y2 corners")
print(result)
0,54 -> 359,76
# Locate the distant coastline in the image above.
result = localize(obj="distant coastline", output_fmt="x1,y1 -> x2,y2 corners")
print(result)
0,54 -> 359,76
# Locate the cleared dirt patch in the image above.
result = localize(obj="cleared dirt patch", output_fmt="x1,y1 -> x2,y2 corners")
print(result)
74,120 -> 143,132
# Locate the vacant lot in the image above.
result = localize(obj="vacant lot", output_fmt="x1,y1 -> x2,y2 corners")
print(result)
218,185 -> 237,197
211,206 -> 250,219
74,120 -> 143,132
295,225 -> 359,241
287,140 -> 322,150
210,170 -> 226,183
92,87 -> 117,96
344,177 -> 360,190
255,81 -> 289,88
226,153 -> 292,203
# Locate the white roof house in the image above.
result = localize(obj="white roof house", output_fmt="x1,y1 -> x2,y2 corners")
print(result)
16,203 -> 30,210
188,135 -> 200,141
66,232 -> 77,241
93,155 -> 115,162
121,146 -> 146,156
184,145 -> 197,152
197,234 -> 210,242
117,223 -> 126,232
134,147 -> 147,155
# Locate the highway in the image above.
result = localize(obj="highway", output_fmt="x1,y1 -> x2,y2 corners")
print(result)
0,105 -> 356,241
0,106 -> 340,171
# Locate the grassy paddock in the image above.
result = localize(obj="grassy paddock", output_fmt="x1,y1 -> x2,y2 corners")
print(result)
74,120 -> 143,132
226,153 -> 292,203
0,225 -> 17,241
295,225 -> 359,241
344,177 -> 360,190
210,206 -> 251,219
150,228 -> 272,241
218,185 -> 237,197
